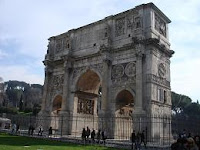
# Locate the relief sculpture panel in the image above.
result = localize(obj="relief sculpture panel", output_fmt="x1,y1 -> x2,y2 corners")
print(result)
111,63 -> 136,85
115,17 -> 125,37
155,13 -> 166,37
49,74 -> 64,98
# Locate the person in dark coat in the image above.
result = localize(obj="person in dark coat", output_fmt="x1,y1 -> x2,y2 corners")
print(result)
140,130 -> 146,148
194,136 -> 200,149
31,126 -> 35,136
48,126 -> 52,137
101,130 -> 106,145
28,125 -> 32,135
97,129 -> 101,143
82,128 -> 86,143
91,129 -> 96,143
131,130 -> 136,150
86,126 -> 90,140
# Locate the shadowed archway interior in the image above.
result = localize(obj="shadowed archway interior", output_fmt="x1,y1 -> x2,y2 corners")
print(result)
115,90 -> 134,116
52,95 -> 62,112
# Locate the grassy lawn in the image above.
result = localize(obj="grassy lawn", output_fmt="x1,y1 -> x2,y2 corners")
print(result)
0,133 -> 119,150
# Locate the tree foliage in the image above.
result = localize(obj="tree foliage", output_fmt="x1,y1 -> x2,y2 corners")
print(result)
172,91 -> 200,119
3,80 -> 43,116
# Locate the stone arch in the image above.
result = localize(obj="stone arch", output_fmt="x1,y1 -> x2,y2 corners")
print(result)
52,95 -> 62,112
114,87 -> 136,101
114,89 -> 135,139
71,69 -> 102,135
72,67 -> 102,91
76,69 -> 101,94
50,95 -> 62,131
115,89 -> 135,117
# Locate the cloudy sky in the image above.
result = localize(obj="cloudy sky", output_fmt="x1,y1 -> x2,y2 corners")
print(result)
0,0 -> 200,101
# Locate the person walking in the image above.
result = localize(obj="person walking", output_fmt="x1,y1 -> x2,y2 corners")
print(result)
140,130 -> 146,148
82,128 -> 86,144
135,132 -> 141,150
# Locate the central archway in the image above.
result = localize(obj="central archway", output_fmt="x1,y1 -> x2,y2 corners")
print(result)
72,69 -> 101,135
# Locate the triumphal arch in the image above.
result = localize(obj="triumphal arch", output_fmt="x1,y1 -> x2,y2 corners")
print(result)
39,3 -> 174,140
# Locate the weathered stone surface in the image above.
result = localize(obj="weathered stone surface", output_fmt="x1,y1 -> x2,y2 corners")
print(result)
39,2 -> 174,140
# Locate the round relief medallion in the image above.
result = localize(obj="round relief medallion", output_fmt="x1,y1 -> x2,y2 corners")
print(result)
158,63 -> 166,77
112,65 -> 124,78
125,62 -> 136,77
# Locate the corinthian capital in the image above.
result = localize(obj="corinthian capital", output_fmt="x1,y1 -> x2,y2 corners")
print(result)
135,43 -> 145,58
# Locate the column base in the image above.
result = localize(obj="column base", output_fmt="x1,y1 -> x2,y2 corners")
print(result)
59,110 -> 72,135
37,110 -> 51,132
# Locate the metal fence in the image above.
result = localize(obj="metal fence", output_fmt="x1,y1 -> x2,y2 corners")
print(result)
2,113 -> 200,149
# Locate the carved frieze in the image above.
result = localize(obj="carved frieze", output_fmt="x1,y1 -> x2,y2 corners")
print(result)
49,74 -> 64,98
77,98 -> 94,115
127,17 -> 133,29
155,13 -> 166,37
146,74 -> 170,88
56,39 -> 63,52
112,76 -> 136,85
115,17 -> 125,37
135,17 -> 142,28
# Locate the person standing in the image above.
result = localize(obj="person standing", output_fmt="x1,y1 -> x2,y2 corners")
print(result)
131,130 -> 136,150
86,126 -> 90,140
140,130 -> 146,148
48,126 -> 52,137
101,130 -> 107,145
91,129 -> 96,143
97,129 -> 101,144
38,125 -> 43,136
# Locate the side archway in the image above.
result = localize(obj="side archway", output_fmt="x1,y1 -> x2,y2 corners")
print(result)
115,90 -> 134,117
114,89 -> 134,139
50,95 -> 62,131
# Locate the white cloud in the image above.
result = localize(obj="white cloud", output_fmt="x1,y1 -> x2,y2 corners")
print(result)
0,49 -> 8,59
171,58 -> 200,101
0,65 -> 44,84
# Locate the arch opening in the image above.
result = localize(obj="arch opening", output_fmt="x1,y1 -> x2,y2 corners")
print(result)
75,70 -> 101,116
50,95 -> 62,130
115,90 -> 134,117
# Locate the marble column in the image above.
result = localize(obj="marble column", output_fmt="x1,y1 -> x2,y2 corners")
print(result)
59,58 -> 72,135
101,58 -> 111,114
135,55 -> 143,111
101,57 -> 114,138
61,62 -> 70,112
134,43 -> 145,114
40,66 -> 51,113
133,44 -> 145,133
